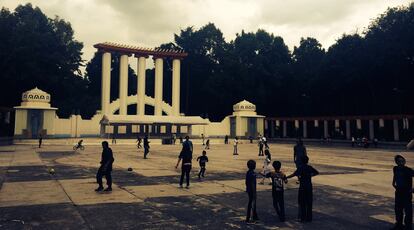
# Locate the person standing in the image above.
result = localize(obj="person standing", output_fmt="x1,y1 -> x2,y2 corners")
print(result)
224,135 -> 229,144
112,135 -> 117,144
143,136 -> 150,159
95,141 -> 115,192
392,155 -> 414,229
233,137 -> 239,155
38,134 -> 43,148
245,160 -> 259,224
205,139 -> 210,150
201,133 -> 205,146
258,139 -> 264,156
294,139 -> 307,169
267,161 -> 287,222
351,137 -> 356,147
176,136 -> 193,188
287,156 -> 319,222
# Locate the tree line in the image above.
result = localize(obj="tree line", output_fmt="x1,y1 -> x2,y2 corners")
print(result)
1,3 -> 413,122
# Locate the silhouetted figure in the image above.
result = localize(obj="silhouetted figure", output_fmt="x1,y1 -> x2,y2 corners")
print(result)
95,141 -> 114,192
136,136 -> 142,148
287,156 -> 319,222
267,161 -> 287,222
294,139 -> 307,169
233,137 -> 239,155
143,136 -> 150,159
245,160 -> 259,224
201,133 -> 205,146
176,136 -> 193,188
172,134 -> 176,145
258,139 -> 264,156
249,136 -> 253,143
224,135 -> 229,144
205,139 -> 210,150
112,135 -> 116,144
197,150 -> 209,179
373,138 -> 378,148
392,155 -> 414,229
38,134 -> 43,148
264,149 -> 272,161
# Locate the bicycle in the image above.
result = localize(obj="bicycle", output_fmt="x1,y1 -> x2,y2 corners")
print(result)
73,145 -> 85,150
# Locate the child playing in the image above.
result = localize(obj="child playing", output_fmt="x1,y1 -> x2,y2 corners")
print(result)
233,137 -> 239,155
259,158 -> 272,185
205,139 -> 210,150
197,150 -> 209,179
245,160 -> 259,224
286,155 -> 319,222
267,161 -> 287,222
392,155 -> 414,229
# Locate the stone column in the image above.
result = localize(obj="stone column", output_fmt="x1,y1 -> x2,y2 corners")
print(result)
324,120 -> 329,138
119,54 -> 128,115
137,56 -> 146,116
172,59 -> 181,116
345,120 -> 351,139
283,121 -> 287,137
393,119 -> 400,141
154,57 -> 163,116
369,120 -> 375,140
101,52 -> 111,115
303,120 -> 307,138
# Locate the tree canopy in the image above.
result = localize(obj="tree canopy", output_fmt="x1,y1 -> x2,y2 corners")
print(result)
2,3 -> 414,122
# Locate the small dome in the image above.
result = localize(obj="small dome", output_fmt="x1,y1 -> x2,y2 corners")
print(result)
233,100 -> 256,112
22,87 -> 51,103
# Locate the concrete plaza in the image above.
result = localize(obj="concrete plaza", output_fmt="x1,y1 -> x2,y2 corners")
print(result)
0,140 -> 411,229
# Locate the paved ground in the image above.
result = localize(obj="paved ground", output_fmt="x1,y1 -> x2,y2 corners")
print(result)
0,141 -> 412,229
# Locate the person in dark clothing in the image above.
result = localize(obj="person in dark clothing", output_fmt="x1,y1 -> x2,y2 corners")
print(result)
205,139 -> 210,150
38,134 -> 43,148
392,155 -> 414,230
266,161 -> 287,222
224,135 -> 229,144
143,136 -> 150,159
249,136 -> 253,144
112,135 -> 116,144
264,149 -> 272,161
258,140 -> 264,156
197,150 -> 209,179
245,160 -> 259,224
176,136 -> 193,188
287,155 -> 319,222
95,141 -> 115,192
179,136 -> 183,143
294,139 -> 307,169
136,136 -> 142,149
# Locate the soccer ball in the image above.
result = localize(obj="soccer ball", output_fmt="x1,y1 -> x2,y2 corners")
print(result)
49,168 -> 55,174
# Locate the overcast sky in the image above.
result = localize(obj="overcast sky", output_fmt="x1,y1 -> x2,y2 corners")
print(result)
1,0 -> 412,71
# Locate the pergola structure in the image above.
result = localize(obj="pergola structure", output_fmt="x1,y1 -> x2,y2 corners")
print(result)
94,42 -> 208,138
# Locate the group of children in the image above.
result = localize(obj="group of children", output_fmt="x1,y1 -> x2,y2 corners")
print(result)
245,155 -> 319,224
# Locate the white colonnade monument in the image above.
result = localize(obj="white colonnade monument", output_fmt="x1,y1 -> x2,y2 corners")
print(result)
94,42 -> 208,138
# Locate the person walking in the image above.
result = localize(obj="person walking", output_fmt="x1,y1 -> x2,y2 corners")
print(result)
233,137 -> 239,155
143,136 -> 150,159
176,136 -> 193,188
38,134 -> 43,148
245,160 -> 259,224
136,136 -> 142,149
95,141 -> 115,192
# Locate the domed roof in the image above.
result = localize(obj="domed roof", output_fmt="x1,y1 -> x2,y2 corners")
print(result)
233,100 -> 256,112
22,87 -> 51,103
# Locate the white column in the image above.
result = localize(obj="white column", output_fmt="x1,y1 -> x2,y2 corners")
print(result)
393,119 -> 400,141
137,56 -> 146,116
101,52 -> 111,115
119,54 -> 128,115
303,121 -> 307,138
346,120 -> 351,139
324,120 -> 329,138
369,120 -> 375,140
172,59 -> 181,116
154,57 -> 163,116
